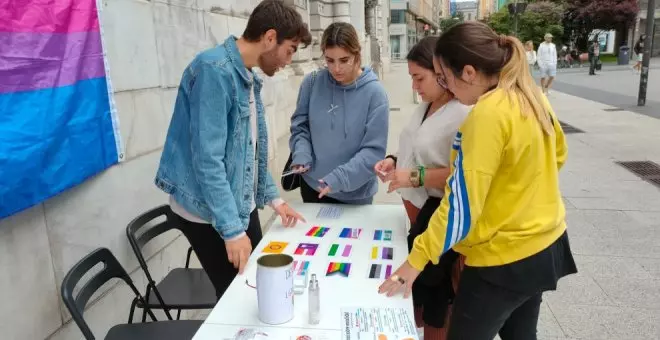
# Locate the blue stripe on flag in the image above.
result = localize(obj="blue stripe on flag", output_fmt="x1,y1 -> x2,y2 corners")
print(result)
0,77 -> 119,218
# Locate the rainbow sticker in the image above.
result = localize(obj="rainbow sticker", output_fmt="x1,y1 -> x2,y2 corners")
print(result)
326,262 -> 351,277
371,246 -> 394,260
373,229 -> 393,241
328,244 -> 352,257
368,263 -> 393,279
292,260 -> 310,277
294,243 -> 319,256
339,227 -> 362,239
262,241 -> 288,254
306,226 -> 330,237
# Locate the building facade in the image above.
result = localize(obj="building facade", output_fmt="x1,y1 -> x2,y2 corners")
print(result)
433,0 -> 444,23
442,0 -> 451,19
389,0 -> 439,59
634,0 -> 660,57
479,0 -> 496,20
455,0 -> 478,21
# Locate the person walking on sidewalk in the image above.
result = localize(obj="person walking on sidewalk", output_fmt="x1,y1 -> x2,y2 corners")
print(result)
154,0 -> 310,299
633,34 -> 646,74
588,39 -> 600,75
374,36 -> 471,340
288,22 -> 389,205
525,41 -> 537,76
537,33 -> 557,94
379,22 -> 577,340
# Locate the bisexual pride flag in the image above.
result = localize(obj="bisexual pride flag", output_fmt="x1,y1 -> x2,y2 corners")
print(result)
0,1 -> 122,218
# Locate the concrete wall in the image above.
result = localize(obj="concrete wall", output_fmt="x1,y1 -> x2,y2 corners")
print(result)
0,1 -> 389,340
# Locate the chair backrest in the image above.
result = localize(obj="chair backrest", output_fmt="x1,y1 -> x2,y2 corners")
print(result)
126,205 -> 179,283
61,248 -> 149,340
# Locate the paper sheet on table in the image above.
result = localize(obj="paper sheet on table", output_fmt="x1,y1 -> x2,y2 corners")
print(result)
223,328 -> 332,340
340,307 -> 419,340
317,206 -> 343,219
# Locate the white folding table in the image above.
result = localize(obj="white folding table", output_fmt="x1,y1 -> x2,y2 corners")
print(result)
193,202 -> 416,339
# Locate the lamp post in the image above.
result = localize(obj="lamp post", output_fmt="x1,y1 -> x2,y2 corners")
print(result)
507,0 -> 528,37
638,0 -> 656,106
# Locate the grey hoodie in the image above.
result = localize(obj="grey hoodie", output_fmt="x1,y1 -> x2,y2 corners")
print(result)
289,67 -> 389,204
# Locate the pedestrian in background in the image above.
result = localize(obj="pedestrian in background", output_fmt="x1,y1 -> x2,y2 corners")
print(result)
633,34 -> 646,74
525,40 -> 537,76
379,22 -> 577,340
537,33 -> 557,94
288,22 -> 389,204
588,39 -> 600,75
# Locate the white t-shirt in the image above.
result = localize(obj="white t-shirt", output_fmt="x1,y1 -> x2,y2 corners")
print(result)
537,42 -> 557,67
396,99 -> 471,209
526,50 -> 537,65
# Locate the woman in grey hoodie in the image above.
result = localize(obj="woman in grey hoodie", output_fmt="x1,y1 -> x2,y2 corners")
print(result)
289,22 -> 390,204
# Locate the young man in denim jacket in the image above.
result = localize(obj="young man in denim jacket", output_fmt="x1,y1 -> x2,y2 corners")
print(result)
155,0 -> 311,299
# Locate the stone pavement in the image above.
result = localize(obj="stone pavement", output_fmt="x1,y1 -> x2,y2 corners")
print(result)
267,62 -> 660,339
547,58 -> 660,119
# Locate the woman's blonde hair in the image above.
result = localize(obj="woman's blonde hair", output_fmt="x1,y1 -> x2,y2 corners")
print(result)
435,22 -> 553,135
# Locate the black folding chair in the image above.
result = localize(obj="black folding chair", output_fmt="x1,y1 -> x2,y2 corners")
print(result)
126,205 -> 216,323
60,247 -> 202,340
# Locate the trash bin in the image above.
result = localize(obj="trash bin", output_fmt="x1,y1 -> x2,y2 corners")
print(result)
618,46 -> 630,65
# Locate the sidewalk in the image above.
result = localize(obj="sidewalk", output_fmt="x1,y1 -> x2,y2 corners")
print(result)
548,59 -> 660,119
270,63 -> 660,339
555,57 -> 660,75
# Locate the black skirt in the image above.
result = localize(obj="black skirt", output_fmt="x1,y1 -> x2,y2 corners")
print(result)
467,230 -> 578,295
407,197 -> 459,328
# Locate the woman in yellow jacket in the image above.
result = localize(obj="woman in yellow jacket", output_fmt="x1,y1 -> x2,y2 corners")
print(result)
379,22 -> 577,340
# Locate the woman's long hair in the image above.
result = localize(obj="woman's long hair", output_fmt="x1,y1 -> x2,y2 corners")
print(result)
435,22 -> 553,135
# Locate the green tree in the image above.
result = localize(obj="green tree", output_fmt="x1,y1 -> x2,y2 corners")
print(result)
439,12 -> 464,33
487,1 -> 564,46
564,0 -> 638,51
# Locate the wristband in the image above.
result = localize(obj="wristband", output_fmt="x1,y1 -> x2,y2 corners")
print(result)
409,169 -> 420,188
418,166 -> 425,187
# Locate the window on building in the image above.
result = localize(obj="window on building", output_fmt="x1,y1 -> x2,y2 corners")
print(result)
391,10 -> 405,24
390,36 -> 401,59
468,13 -> 472,21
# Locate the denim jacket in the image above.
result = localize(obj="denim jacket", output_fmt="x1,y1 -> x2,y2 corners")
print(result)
155,36 -> 279,239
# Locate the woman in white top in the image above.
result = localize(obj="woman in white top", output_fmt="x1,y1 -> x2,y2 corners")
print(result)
374,36 -> 470,339
525,40 -> 537,75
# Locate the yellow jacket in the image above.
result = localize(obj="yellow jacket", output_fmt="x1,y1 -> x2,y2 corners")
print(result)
408,89 -> 568,270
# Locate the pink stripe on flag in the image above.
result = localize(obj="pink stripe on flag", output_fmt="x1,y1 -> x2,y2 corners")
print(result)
342,245 -> 352,257
0,0 -> 100,33
0,31 -> 105,93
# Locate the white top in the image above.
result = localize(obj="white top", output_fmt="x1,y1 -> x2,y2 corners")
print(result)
526,50 -> 537,65
395,100 -> 471,208
537,42 -> 557,67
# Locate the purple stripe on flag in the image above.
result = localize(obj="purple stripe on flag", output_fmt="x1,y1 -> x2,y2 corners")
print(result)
0,31 -> 105,94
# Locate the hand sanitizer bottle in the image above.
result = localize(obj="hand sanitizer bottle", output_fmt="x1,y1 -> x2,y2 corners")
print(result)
308,274 -> 320,325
